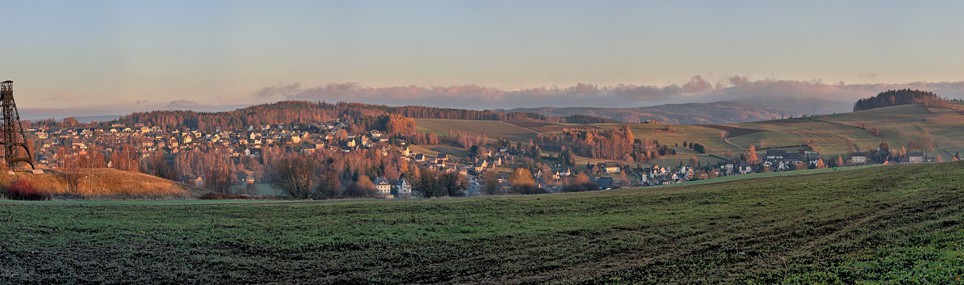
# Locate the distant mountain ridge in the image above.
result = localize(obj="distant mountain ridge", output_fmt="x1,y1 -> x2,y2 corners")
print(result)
506,100 -> 842,124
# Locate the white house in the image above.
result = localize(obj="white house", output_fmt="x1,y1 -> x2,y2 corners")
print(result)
394,179 -> 412,198
849,152 -> 868,165
374,178 -> 393,198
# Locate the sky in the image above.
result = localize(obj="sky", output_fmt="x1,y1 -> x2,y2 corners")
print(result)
2,1 -> 964,117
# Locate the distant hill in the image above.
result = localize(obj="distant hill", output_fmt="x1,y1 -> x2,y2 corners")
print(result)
853,89 -> 948,111
508,100 -> 832,124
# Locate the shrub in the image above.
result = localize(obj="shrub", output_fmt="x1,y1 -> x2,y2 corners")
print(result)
198,192 -> 250,200
562,182 -> 601,193
513,184 -> 548,195
4,180 -> 51,201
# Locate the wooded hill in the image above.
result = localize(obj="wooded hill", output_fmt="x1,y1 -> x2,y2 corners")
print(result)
97,101 -> 612,132
853,89 -> 949,111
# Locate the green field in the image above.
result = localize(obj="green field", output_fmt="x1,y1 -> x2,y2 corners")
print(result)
822,104 -> 964,159
2,162 -> 962,283
722,119 -> 882,155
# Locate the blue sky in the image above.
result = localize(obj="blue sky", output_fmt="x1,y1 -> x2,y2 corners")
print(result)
2,1 -> 963,114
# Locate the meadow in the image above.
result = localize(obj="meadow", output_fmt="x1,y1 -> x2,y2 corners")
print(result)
1,161 -> 961,283
414,118 -> 538,142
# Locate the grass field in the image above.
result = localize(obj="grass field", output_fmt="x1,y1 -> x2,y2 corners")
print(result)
1,162 -> 961,283
723,119 -> 882,155
822,104 -> 964,160
415,118 -> 538,142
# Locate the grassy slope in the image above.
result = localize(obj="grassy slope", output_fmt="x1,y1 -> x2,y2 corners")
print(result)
822,104 -> 964,159
1,162 -> 961,283
417,104 -> 964,162
2,168 -> 199,198
414,118 -> 538,142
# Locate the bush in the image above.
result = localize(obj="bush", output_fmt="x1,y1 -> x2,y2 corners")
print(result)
562,182 -> 601,193
198,192 -> 251,200
4,180 -> 51,201
513,184 -> 548,195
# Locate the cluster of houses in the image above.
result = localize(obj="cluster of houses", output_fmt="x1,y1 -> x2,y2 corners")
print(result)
29,119 -> 943,198
30,119 -> 401,177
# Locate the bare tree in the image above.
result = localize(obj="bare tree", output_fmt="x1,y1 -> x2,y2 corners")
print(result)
271,156 -> 319,199
204,165 -> 233,193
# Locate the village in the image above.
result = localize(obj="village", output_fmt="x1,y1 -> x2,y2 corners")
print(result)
24,116 -> 943,199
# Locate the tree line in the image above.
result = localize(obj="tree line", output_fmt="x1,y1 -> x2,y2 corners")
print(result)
534,126 -> 672,162
853,89 -> 948,111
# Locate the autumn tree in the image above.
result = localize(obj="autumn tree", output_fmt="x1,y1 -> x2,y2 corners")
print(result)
814,158 -> 826,169
380,114 -> 417,135
562,172 -> 598,193
510,168 -> 544,194
744,145 -> 759,164
510,168 -> 534,188
345,175 -> 377,198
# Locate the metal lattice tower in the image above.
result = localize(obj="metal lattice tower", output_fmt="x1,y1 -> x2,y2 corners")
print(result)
0,80 -> 35,170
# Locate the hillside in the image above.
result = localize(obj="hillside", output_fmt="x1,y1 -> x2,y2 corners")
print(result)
1,162 -> 961,283
420,103 -> 964,163
2,168 -> 201,198
508,99 -> 842,124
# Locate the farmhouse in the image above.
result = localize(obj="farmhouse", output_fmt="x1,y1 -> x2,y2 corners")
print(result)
765,149 -> 787,161
393,179 -> 412,198
374,178 -> 393,198
849,152 -> 869,165
906,152 -> 925,164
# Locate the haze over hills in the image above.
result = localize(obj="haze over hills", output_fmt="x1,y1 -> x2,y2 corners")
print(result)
23,77 -> 964,124
28,96 -> 845,125
506,98 -> 843,124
